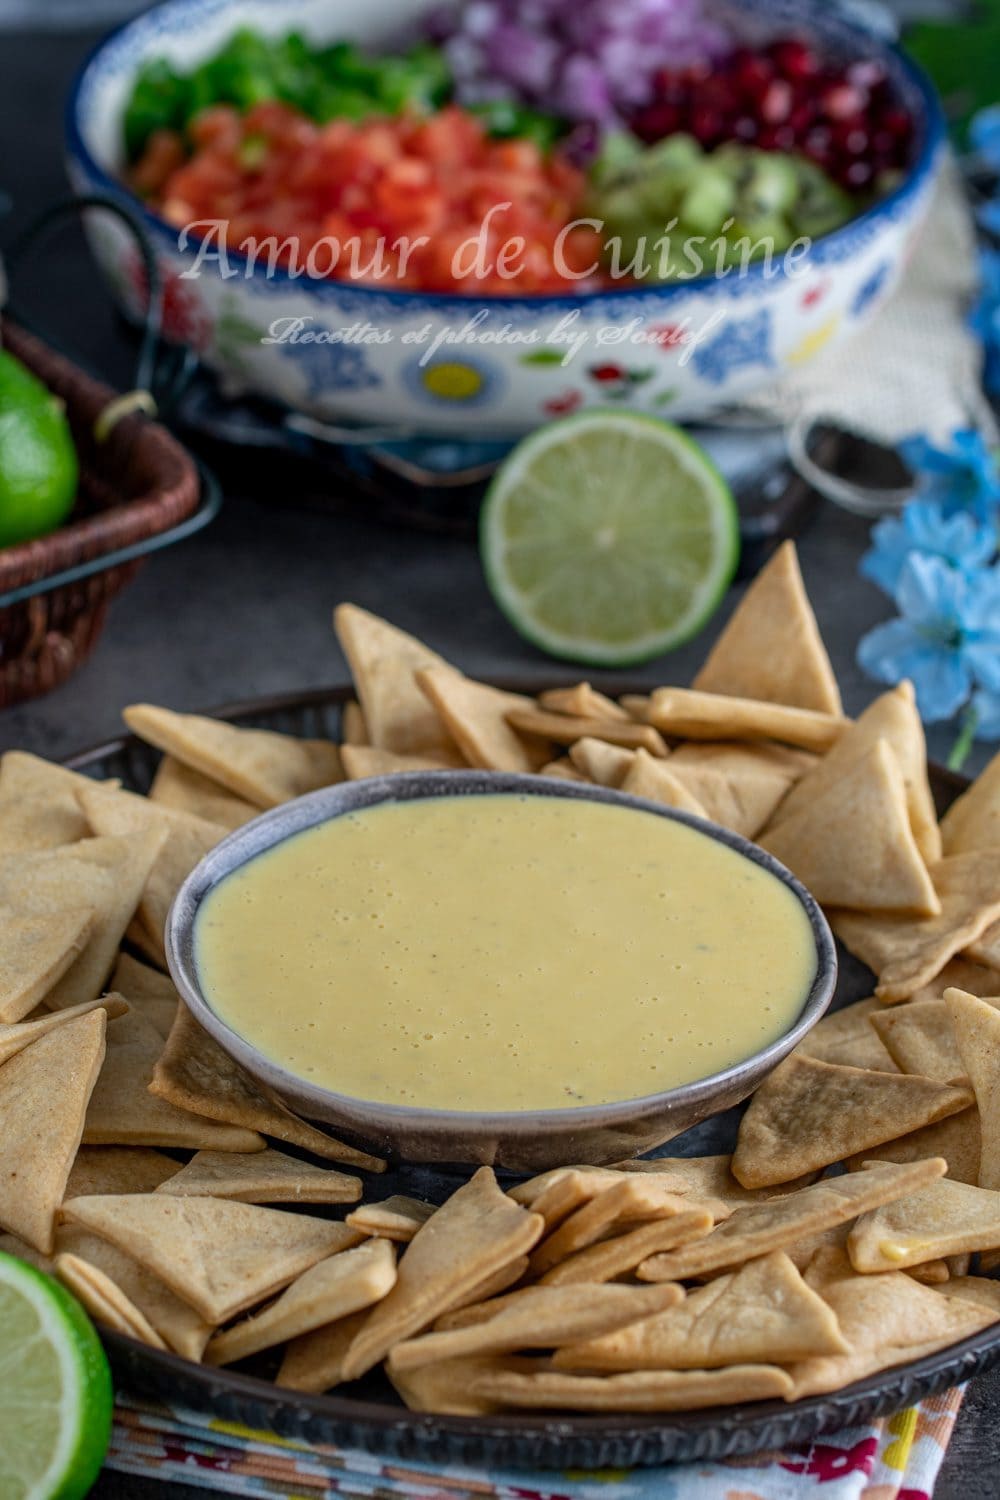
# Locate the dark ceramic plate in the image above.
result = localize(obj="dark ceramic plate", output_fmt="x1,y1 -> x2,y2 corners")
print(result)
65,682 -> 1000,1470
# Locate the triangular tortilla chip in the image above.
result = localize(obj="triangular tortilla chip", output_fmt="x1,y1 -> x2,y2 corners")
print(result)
149,755 -> 258,830
945,987 -> 1000,1190
77,782 -> 225,967
452,1256 -> 530,1312
635,1158 -> 947,1284
65,1147 -> 182,1198
614,1153 -> 818,1209
56,1251 -> 166,1350
341,700 -> 368,746
150,1005 -> 384,1171
848,1174 -> 1000,1270
538,758 -> 586,781
334,604 -> 459,756
843,1108 -> 981,1185
796,997 -> 896,1072
938,1275 -> 1000,1316
529,1179 -> 701,1277
761,741 -> 939,916
345,1195 -> 435,1242
206,1238 -> 397,1365
621,752 -> 708,818
511,1169 -> 625,1232
0,834 -> 165,1011
831,850 -> 1000,1003
0,1010 -> 106,1253
539,683 -> 629,720
0,908 -> 94,1023
941,747 -> 1000,856
732,1054 -> 971,1187
61,1194 -> 361,1324
507,1165 -> 622,1208
416,669 -> 550,773
540,1209 -> 715,1287
966,916 -> 1000,970
470,1363 -> 794,1412
341,744 -> 465,779
0,993 -> 126,1067
506,706 -> 668,757
555,1251 -> 846,1372
390,1352 -> 544,1416
0,752 -> 93,856
55,1224 -> 215,1360
156,1148 -> 361,1205
340,1168 -> 544,1380
870,1000 -> 966,1081
662,755 -> 794,840
390,1283 -> 681,1374
277,1307 -> 371,1393
123,705 -> 342,809
86,1007 -> 264,1153
906,957 -> 1000,1004
109,953 -> 177,1039
646,688 -> 846,754
785,1246 -> 995,1398
766,683 -> 940,864
693,542 -> 842,715
567,738 -> 635,788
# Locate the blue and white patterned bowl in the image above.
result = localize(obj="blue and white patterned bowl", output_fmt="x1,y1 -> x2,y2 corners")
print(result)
66,0 -> 945,435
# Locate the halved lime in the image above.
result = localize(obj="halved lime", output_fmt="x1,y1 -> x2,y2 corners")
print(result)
0,1252 -> 113,1500
480,410 -> 739,667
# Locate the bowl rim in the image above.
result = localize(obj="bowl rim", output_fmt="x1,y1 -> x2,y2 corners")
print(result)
165,769 -> 838,1136
65,0 -> 947,314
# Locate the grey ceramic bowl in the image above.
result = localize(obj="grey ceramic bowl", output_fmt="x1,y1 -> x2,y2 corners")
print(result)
166,771 -> 836,1172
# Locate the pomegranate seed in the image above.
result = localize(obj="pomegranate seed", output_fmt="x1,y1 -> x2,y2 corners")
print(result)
844,159 -> 875,188
821,82 -> 867,121
760,78 -> 794,123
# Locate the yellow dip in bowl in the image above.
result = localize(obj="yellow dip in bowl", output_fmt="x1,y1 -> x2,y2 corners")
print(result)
194,791 -> 817,1114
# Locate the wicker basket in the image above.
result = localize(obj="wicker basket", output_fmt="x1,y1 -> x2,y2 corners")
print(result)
0,318 -> 206,708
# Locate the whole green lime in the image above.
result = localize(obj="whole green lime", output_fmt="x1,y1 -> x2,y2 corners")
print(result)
0,349 -> 79,548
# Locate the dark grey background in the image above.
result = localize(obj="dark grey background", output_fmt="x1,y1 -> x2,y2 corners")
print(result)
1,18 -> 998,1499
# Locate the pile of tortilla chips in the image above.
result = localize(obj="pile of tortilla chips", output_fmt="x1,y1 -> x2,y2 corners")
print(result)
3,539 -> 1000,1415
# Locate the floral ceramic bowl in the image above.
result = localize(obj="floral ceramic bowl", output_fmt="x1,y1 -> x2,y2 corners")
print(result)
67,0 -> 944,436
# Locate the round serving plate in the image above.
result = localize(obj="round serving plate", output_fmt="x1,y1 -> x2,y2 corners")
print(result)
65,682 -> 1000,1469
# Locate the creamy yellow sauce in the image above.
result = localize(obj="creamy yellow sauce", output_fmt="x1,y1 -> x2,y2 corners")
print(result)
195,794 -> 817,1112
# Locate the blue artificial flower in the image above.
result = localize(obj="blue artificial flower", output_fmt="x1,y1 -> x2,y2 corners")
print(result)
970,104 -> 1000,172
857,553 -> 1000,723
971,248 -> 1000,397
898,428 -> 1000,525
973,688 -> 1000,741
859,497 -> 996,598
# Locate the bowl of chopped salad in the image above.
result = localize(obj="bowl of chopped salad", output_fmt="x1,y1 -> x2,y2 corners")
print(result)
66,0 -> 944,434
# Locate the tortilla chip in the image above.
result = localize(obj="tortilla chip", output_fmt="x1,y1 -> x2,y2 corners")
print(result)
416,669 -> 551,773
785,1246 -> 995,1398
334,604 -> 460,756
621,752 -> 708,818
345,1195 -> 435,1242
506,706 -> 668,757
62,1194 -> 361,1325
157,1148 -> 362,1205
966,917 -> 1000,970
907,1259 -> 951,1284
0,752 -> 103,856
645,688 -> 846,754
0,1010 -> 106,1253
65,1147 -> 182,1198
0,1231 -> 52,1274
941,747 -> 1000,856
389,1284 -> 681,1374
796,997 -> 896,1072
123,705 -> 343,809
908,957 -> 1000,1005
567,738 -> 635,788
341,745 -> 464,779
56,1251 -> 166,1350
760,741 -> 939,916
277,1307 -> 371,1393
0,994 -> 126,1067
470,1363 -> 794,1412
848,1174 -> 1000,1270
937,1275 -> 1000,1316
507,1165 -> 622,1208
0,907 -> 94,1024
693,542 -> 842,715
556,1251 -> 846,1373
620,694 -> 651,720
870,1000 -> 965,1082
831,850 -> 1000,1003
538,758 -> 587,782
149,755 -> 258,830
390,1353 -> 544,1416
661,755 -> 794,840
615,1154 -> 818,1209
108,953 -> 177,1039
339,1168 -> 544,1381
0,834 -> 165,1012
766,683 -> 940,865
206,1238 -> 397,1366
539,683 -> 630,720
945,987 -> 1000,1190
539,1208 -> 715,1287
529,1179 -> 703,1277
86,1006 -> 264,1152
514,1169 -> 627,1232
732,1054 -> 971,1187
451,1256 -> 530,1312
843,1108 -> 981,1186
341,700 -> 368,746
151,1004 -> 384,1171
673,738 -> 818,782
636,1158 -> 947,1283
77,782 -> 225,967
